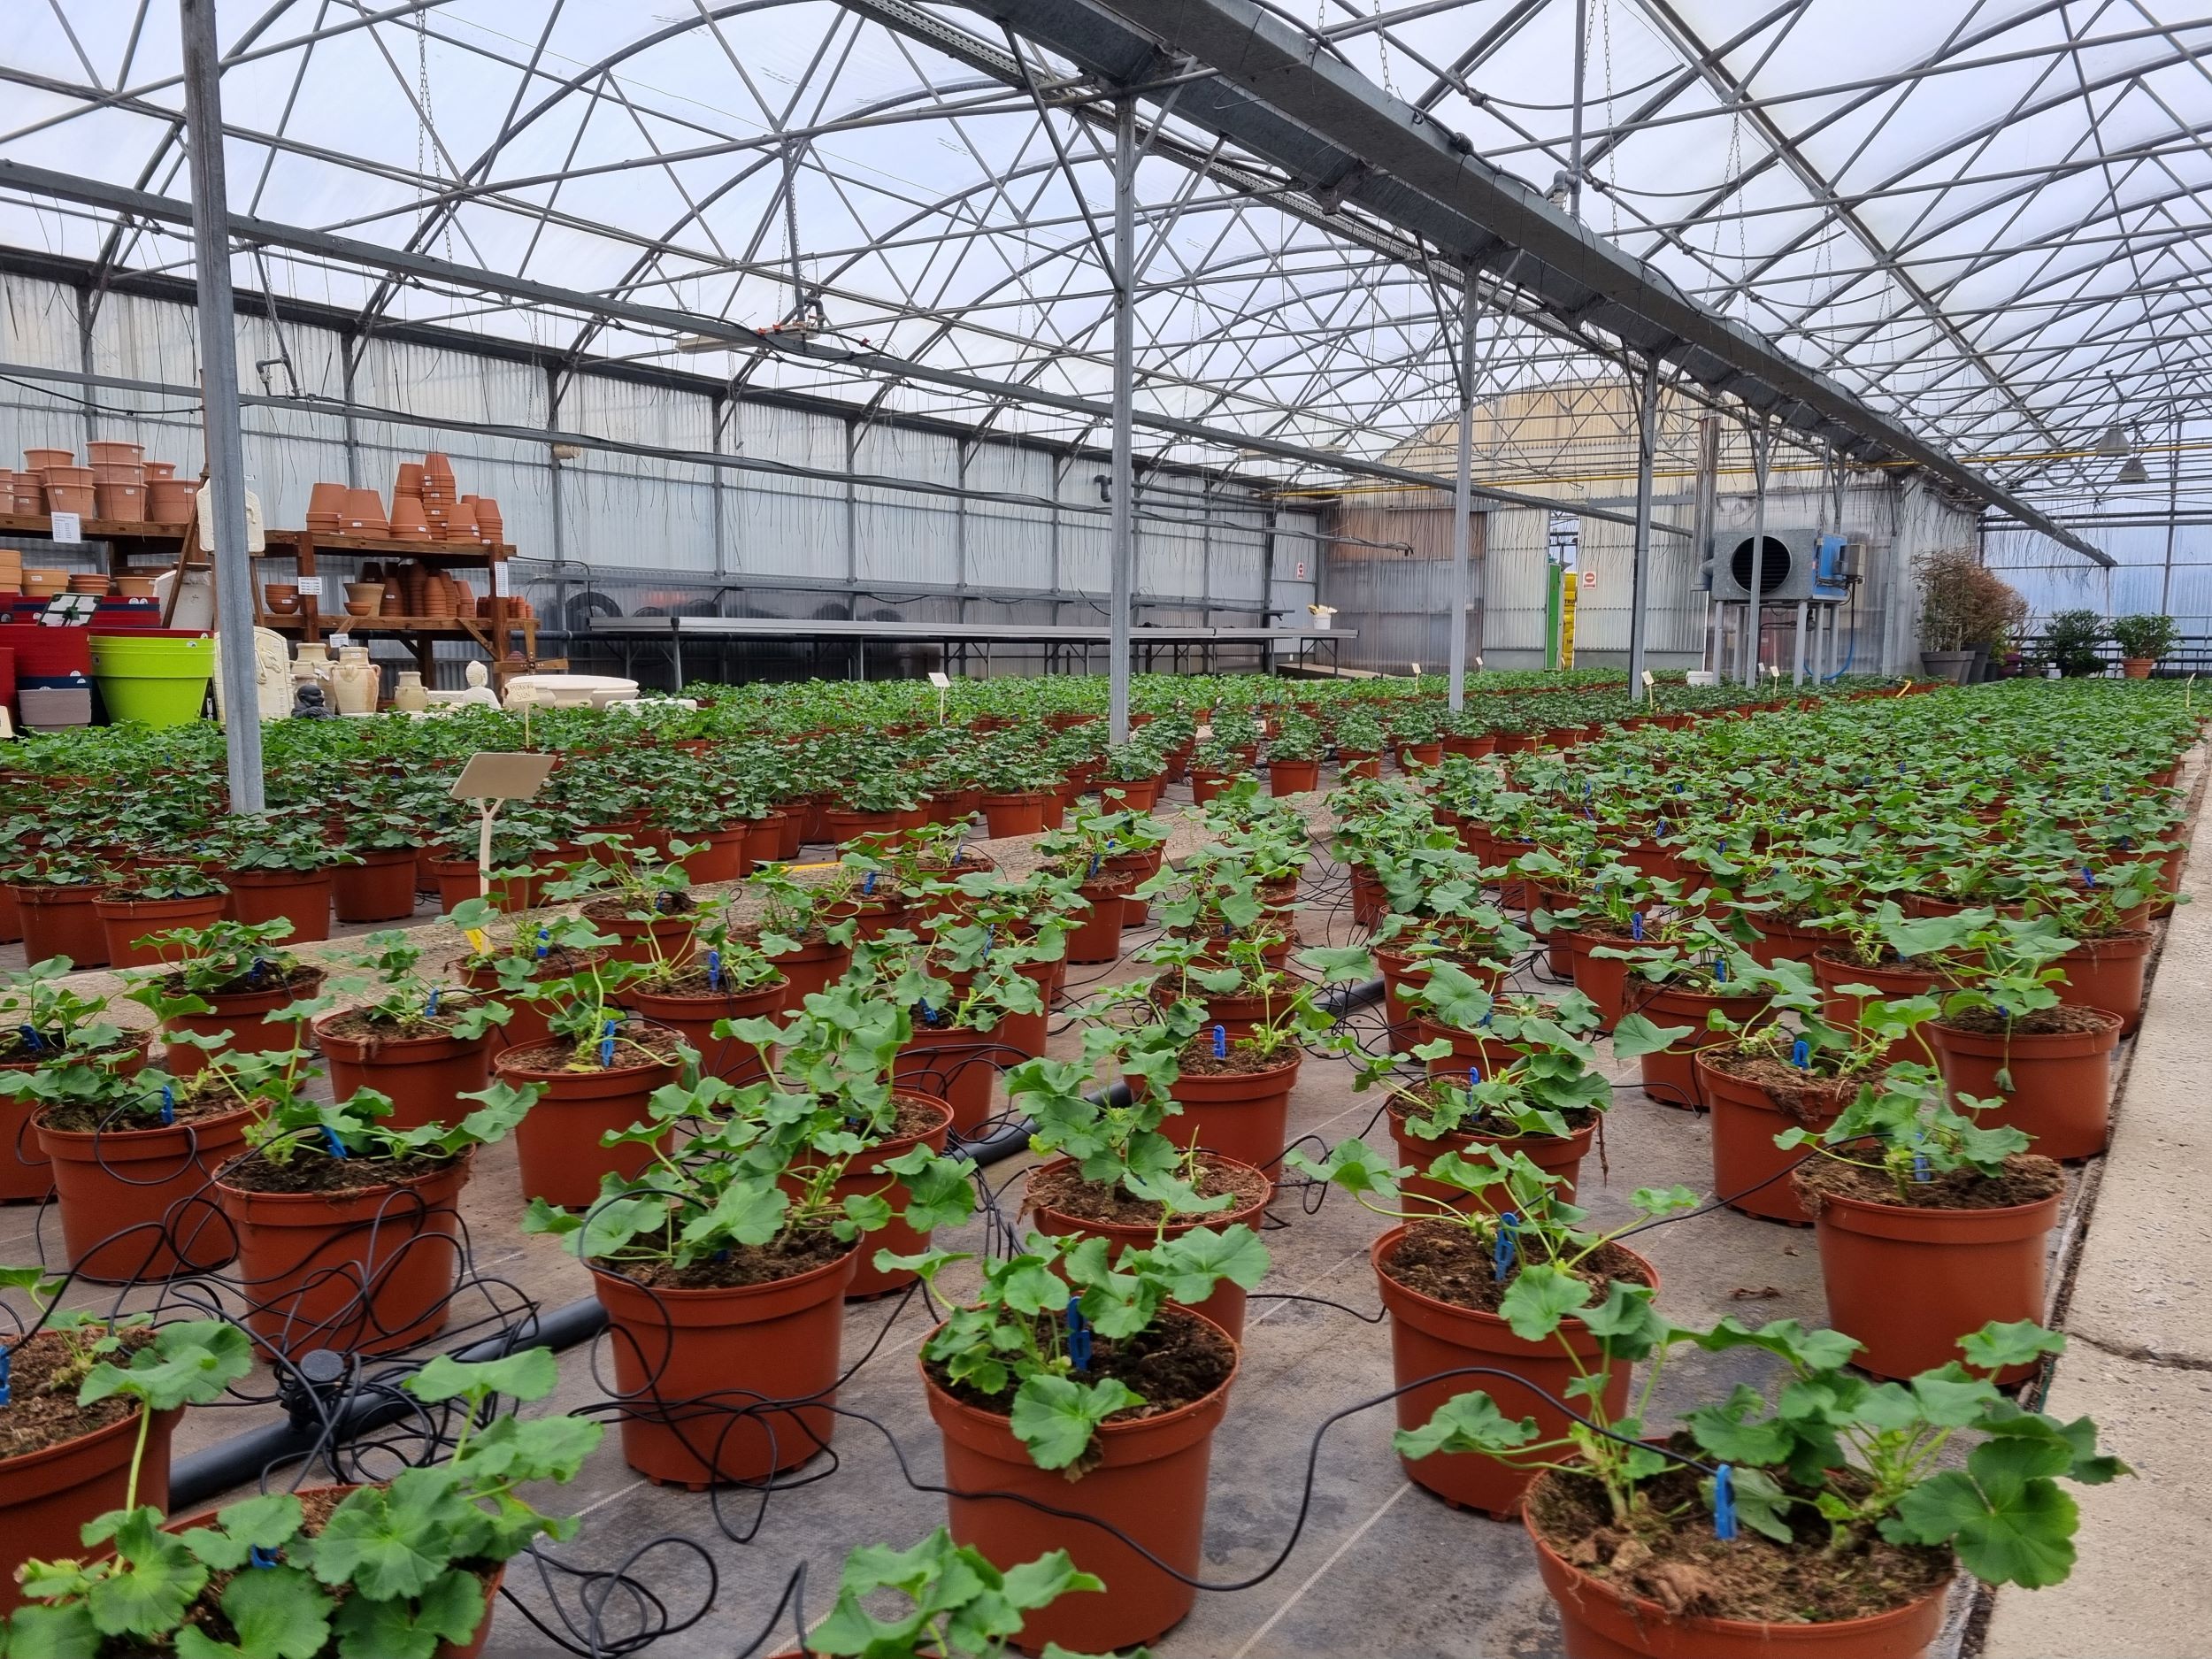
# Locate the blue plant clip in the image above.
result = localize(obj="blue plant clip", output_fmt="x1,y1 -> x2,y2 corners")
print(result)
321,1126 -> 348,1159
1213,1024 -> 1227,1058
159,1084 -> 175,1126
18,1025 -> 42,1052
534,926 -> 549,960
0,1344 -> 12,1406
1716,958 -> 1729,983
707,949 -> 723,992
426,988 -> 441,1018
1087,853 -> 1101,879
1469,1065 -> 1483,1086
1791,1038 -> 1810,1070
249,1546 -> 279,1570
599,1018 -> 618,1068
1630,910 -> 1645,941
1064,1297 -> 1093,1371
1493,1213 -> 1517,1280
951,846 -> 963,866
2081,867 -> 2095,887
982,925 -> 995,959
1713,1463 -> 1738,1540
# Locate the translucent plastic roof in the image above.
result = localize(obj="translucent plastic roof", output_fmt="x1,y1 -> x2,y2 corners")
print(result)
2,0 -> 2206,503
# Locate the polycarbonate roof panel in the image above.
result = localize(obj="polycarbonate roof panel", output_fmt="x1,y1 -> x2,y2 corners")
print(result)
1,0 -> 2208,503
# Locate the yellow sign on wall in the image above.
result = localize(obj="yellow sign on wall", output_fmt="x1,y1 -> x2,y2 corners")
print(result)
1558,565 -> 1578,668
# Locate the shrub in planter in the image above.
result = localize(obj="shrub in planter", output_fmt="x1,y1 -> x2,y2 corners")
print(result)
6,1344 -> 599,1657
127,918 -> 326,1082
5,850 -> 116,969
1402,1312 -> 2122,1658
217,812 -> 351,941
547,832 -> 703,970
1782,1056 -> 2064,1381
849,927 -> 1049,1136
494,956 -> 689,1209
2109,611 -> 2178,677
1263,714 -> 1325,795
622,896 -> 787,1084
887,1233 -> 1251,1655
1294,1139 -> 1681,1518
0,961 -> 150,1202
448,901 -> 611,1053
424,816 -> 557,916
211,1074 -> 534,1359
526,1064 -> 967,1485
1598,919 -> 1781,1108
0,1301 -> 249,1617
93,864 -> 230,972
1806,899 -> 1955,1063
309,930 -> 511,1131
748,864 -> 860,1010
1097,739 -> 1168,810
329,806 -> 424,924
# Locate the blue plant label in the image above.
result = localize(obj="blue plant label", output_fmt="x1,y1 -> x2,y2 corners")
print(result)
599,1019 -> 618,1068
534,926 -> 549,960
1631,911 -> 1645,941
321,1125 -> 348,1159
864,871 -> 877,895
249,1546 -> 279,1570
0,1345 -> 11,1405
1064,1296 -> 1093,1370
426,988 -> 441,1018
707,949 -> 723,991
17,1025 -> 40,1052
1493,1212 -> 1517,1280
1714,1463 -> 1738,1540
160,1084 -> 176,1126
1716,958 -> 1729,982
1791,1038 -> 1810,1070
1213,1024 -> 1227,1058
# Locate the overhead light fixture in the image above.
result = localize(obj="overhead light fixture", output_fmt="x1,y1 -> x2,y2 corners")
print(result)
674,334 -> 728,354
2116,455 -> 2150,484
2096,422 -> 2131,457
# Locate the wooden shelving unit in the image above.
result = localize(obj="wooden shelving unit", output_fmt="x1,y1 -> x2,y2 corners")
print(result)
0,514 -> 565,686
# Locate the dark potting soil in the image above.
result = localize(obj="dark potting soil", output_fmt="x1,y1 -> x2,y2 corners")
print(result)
40,1082 -> 251,1137
319,1004 -> 483,1045
1026,1157 -> 1268,1228
636,963 -> 785,1000
219,1149 -> 457,1197
1701,1053 -> 1873,1121
158,962 -> 325,1002
499,1028 -> 683,1075
596,1225 -> 853,1291
1174,1039 -> 1296,1078
0,1328 -> 154,1461
1525,1436 -> 1953,1624
1383,1219 -> 1652,1314
457,943 -> 599,980
929,1302 -> 1234,1431
1816,945 -> 1933,972
1795,1152 -> 2063,1214
1936,1004 -> 2117,1038
584,890 -> 697,926
0,1032 -> 142,1069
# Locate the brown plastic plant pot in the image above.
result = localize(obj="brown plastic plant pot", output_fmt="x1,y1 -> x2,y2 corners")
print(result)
1266,757 -> 1321,795
35,1102 -> 254,1282
1629,982 -> 1774,1110
978,791 -> 1050,838
1524,1509 -> 1950,1659
994,957 -> 1063,1061
1102,774 -> 1164,810
1410,1017 -> 1542,1080
93,893 -> 229,972
1803,1179 -> 2061,1384
823,807 -> 906,845
590,1249 -> 857,1487
332,847 -> 420,923
0,1034 -> 149,1203
1563,933 -> 1633,1030
1809,951 -> 1946,1065
1929,1010 -> 2122,1161
2052,931 -> 2154,1035
591,910 -> 700,969
1387,1105 -> 1594,1216
0,1404 -> 181,1617
766,936 -> 853,1012
0,884 -> 21,946
1159,982 -> 1300,1041
1024,1154 -> 1270,1342
159,970 -> 325,1080
739,813 -> 787,870
1063,878 -> 1133,965
679,828 -> 751,886
223,867 -> 334,942
213,1153 -> 470,1360
784,1092 -> 953,1297
894,1023 -> 1008,1136
12,883 -> 109,967
1148,1050 -> 1300,1184
426,857 -> 541,917
623,978 -> 787,1087
1107,848 -> 1164,926
1695,1056 -> 1850,1225
1373,1225 -> 1651,1519
311,1014 -> 497,1132
1741,911 -> 1834,969
495,1031 -> 686,1209
920,1312 -> 1236,1656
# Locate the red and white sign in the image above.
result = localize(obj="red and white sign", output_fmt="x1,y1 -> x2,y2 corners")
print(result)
1294,560 -> 1307,580
1579,568 -> 1598,589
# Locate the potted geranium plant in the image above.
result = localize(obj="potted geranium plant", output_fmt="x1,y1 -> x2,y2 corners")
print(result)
2109,611 -> 2177,677
620,892 -> 787,1084
0,961 -> 150,1202
803,1529 -> 1105,1659
308,931 -> 512,1130
217,809 -> 353,941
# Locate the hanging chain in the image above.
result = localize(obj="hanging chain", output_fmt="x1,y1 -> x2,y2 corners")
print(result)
415,13 -> 451,261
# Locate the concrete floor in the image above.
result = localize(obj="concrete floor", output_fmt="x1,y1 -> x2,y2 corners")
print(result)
11,761 -> 2188,1658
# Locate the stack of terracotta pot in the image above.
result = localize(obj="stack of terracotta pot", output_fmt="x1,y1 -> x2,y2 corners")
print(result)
304,481 -> 344,533
88,442 -> 147,521
145,463 -> 193,526
25,449 -> 95,517
297,455 -> 502,546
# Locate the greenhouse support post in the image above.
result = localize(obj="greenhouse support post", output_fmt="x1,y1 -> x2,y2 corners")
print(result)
1625,358 -> 1659,689
1743,418 -> 1774,687
1107,96 -> 1135,745
181,0 -> 265,813
1448,265 -> 1475,711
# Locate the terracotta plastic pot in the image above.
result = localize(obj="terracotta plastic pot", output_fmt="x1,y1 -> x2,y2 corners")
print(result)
824,807 -> 905,845
12,883 -> 108,967
1025,1154 -> 1269,1341
1064,877 -> 1133,965
895,1022 -> 1008,1135
1387,1106 -> 1594,1214
1628,982 -> 1772,1110
1348,866 -> 1386,928
922,1316 -> 1235,1655
1809,952 -> 1945,1065
592,909 -> 700,969
1338,751 -> 1381,780
0,884 -> 20,946
2053,931 -> 2154,1035
426,856 -> 541,916
1525,1514 -> 1949,1659
679,828 -> 751,885
995,957 -> 1064,1060
0,1404 -> 180,1616
224,867 -> 334,942
1564,933 -> 1632,1029
1375,1225 -> 1651,1517
1694,1056 -> 1847,1224
795,1092 -> 952,1296
36,1102 -> 253,1281
332,847 -> 419,923
1102,774 -> 1164,810
1742,911 -> 1833,968
93,893 -> 229,970
743,811 -> 792,868
312,1013 -> 496,1131
591,1249 -> 857,1487
1411,1017 -> 1541,1079
623,979 -> 787,1085
1170,985 -> 1299,1041
0,1035 -> 150,1203
214,1155 -> 470,1359
495,1032 -> 686,1208
1805,1180 -> 2060,1383
160,970 -> 324,1079
767,935 -> 853,1011
1149,1052 -> 1300,1179
1930,1010 -> 2121,1161
979,792 -> 1050,837
1267,757 -> 1321,795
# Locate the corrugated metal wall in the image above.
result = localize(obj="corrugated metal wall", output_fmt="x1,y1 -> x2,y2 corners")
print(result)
0,270 -> 1297,681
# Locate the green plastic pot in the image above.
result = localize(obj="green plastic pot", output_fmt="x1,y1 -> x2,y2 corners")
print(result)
88,634 -> 213,726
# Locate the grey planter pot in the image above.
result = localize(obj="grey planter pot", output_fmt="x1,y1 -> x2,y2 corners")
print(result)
1919,650 -> 1977,684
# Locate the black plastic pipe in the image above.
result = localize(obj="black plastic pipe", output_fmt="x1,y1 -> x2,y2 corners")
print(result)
170,976 -> 1388,1505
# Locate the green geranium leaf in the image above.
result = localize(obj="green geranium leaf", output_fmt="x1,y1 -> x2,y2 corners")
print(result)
1392,1390 -> 1540,1462
85,1510 -> 207,1639
305,1471 -> 474,1601
407,1347 -> 558,1408
329,1566 -> 485,1659
1609,1011 -> 1694,1059
80,1320 -> 253,1413
1496,1262 -> 1591,1342
1956,1320 -> 2066,1376
1008,1374 -> 1144,1471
